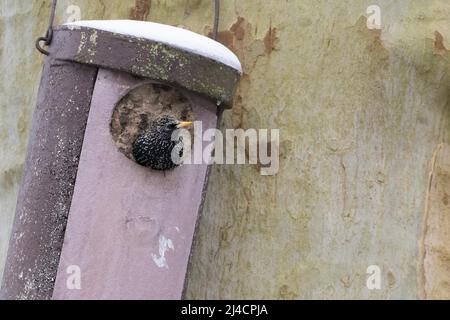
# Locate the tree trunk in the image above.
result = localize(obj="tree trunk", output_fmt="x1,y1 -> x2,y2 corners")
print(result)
2,0 -> 450,299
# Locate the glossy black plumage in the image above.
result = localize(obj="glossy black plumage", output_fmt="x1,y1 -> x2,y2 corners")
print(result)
133,116 -> 184,171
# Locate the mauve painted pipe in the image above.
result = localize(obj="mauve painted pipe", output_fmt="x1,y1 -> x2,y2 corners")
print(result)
1,24 -> 239,300
0,59 -> 98,300
52,69 -> 218,299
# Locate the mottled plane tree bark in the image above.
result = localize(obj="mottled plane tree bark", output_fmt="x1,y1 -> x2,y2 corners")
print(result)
2,0 -> 450,299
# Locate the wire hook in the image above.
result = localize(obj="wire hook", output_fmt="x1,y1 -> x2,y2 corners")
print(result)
36,0 -> 220,54
36,0 -> 58,56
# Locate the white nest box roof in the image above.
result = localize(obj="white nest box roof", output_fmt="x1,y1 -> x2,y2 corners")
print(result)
65,20 -> 242,73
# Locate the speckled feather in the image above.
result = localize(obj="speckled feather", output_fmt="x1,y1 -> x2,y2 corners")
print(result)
132,116 -> 184,171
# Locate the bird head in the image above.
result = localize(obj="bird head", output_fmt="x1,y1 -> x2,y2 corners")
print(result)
155,116 -> 193,137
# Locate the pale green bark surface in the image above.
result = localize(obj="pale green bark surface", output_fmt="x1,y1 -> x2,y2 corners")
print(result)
2,0 -> 450,299
0,1 -> 45,282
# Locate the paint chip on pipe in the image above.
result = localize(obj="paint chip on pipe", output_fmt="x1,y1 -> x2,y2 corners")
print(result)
152,235 -> 174,269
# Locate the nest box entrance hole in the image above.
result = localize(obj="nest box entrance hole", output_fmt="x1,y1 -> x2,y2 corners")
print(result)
110,83 -> 195,163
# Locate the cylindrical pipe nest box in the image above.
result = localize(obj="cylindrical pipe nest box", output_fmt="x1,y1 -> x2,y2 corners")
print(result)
1,20 -> 241,300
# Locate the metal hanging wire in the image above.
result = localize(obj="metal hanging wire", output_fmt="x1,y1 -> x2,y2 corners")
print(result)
35,0 -> 221,55
213,0 -> 220,40
36,0 -> 57,55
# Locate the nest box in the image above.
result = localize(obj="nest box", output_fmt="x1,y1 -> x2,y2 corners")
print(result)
1,20 -> 241,300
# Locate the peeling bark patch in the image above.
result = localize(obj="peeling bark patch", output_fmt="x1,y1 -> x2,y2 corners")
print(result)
230,17 -> 246,41
419,143 -> 450,299
433,31 -> 449,56
209,17 -> 247,52
387,271 -> 396,288
264,26 -> 279,55
0,164 -> 23,190
356,17 -> 388,52
369,28 -> 384,48
206,17 -> 279,129
207,16 -> 278,70
129,0 -> 151,21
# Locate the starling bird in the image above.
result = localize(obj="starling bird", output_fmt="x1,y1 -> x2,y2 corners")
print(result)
132,116 -> 193,171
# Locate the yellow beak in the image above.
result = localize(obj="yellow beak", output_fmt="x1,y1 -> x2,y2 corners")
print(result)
177,121 -> 193,128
